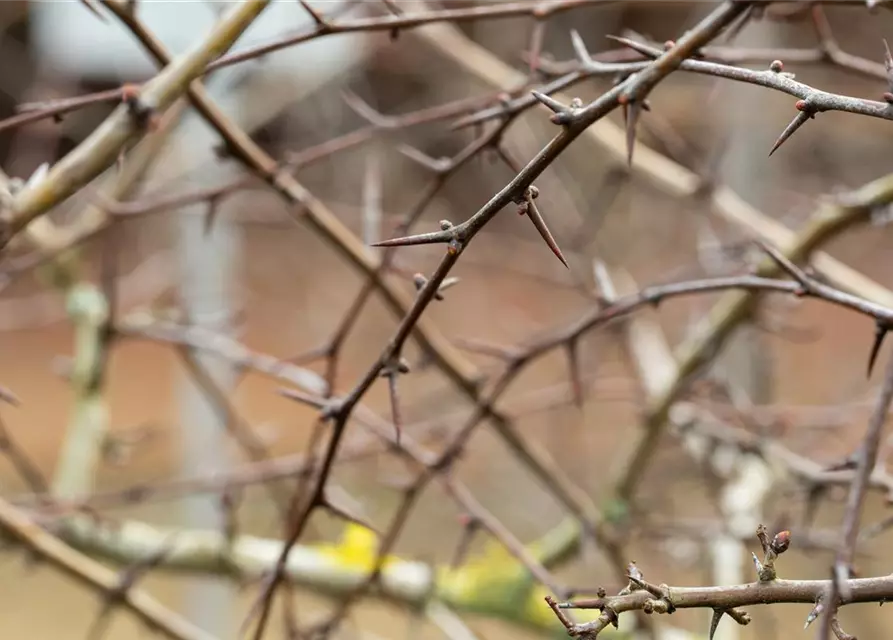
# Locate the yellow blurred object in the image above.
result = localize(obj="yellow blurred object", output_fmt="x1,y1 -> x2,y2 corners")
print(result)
317,522 -> 391,573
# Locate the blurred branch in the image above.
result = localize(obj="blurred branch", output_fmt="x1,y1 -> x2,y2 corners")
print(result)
98,0 -> 483,394
40,104 -> 186,501
0,496 -> 218,640
0,0 -> 270,249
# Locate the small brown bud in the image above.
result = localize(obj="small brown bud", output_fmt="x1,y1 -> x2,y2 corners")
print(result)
769,60 -> 784,72
795,100 -> 809,112
439,219 -> 453,230
771,530 -> 791,554
884,92 -> 893,105
596,587 -> 607,598
664,40 -> 675,50
528,185 -> 540,199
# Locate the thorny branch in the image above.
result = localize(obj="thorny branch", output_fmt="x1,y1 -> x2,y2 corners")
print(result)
3,2 -> 893,640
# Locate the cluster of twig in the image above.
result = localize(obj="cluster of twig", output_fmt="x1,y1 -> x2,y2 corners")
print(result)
2,2 -> 893,640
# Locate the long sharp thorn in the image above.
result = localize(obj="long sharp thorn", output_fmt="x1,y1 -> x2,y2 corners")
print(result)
371,230 -> 452,248
526,200 -> 569,268
709,609 -> 725,640
531,90 -> 567,115
625,99 -> 642,167
867,322 -> 889,377
804,602 -> 823,629
769,110 -> 811,156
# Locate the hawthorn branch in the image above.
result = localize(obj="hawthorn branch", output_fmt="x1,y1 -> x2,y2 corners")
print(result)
412,12 -> 893,312
554,574 -> 893,637
0,0 -> 271,248
0,496 -> 218,640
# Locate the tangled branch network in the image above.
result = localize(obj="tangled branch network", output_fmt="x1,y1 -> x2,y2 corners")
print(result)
3,2 -> 893,640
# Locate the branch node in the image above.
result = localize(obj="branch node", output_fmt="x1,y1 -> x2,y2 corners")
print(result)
120,83 -> 155,128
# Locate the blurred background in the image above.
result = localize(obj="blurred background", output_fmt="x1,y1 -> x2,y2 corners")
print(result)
0,2 -> 891,639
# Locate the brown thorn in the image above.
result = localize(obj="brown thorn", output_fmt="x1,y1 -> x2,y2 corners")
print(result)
385,368 -> 402,446
769,109 -> 812,157
624,99 -> 643,167
525,197 -> 568,269
709,608 -> 725,640
867,322 -> 889,378
370,229 -> 453,248
531,90 -> 569,121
